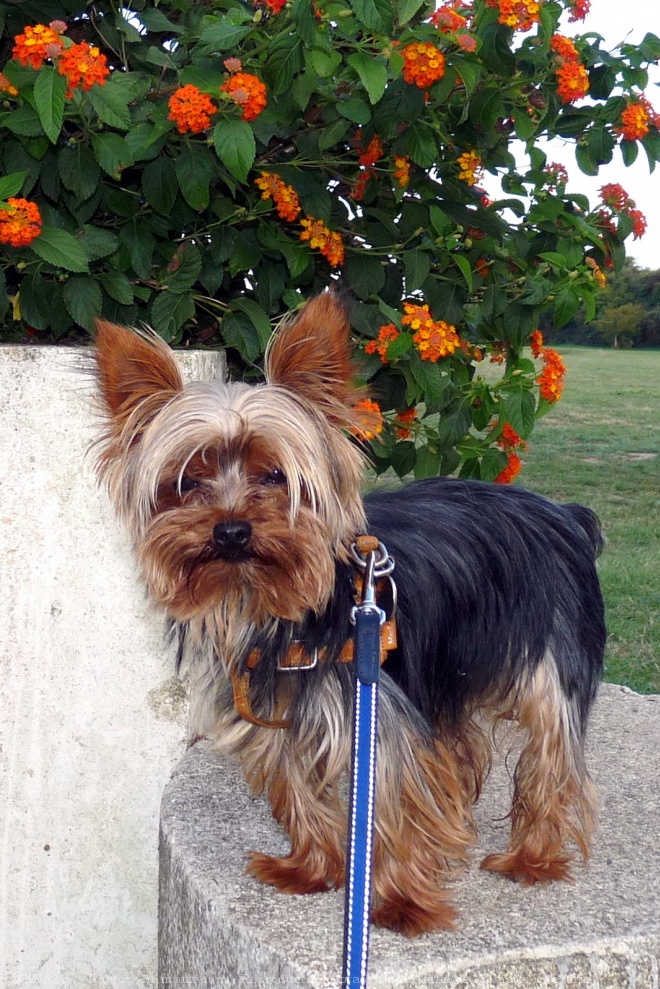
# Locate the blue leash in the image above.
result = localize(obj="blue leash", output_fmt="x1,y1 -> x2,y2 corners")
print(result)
342,541 -> 395,989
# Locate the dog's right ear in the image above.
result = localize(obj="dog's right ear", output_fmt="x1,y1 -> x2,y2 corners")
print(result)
94,321 -> 183,425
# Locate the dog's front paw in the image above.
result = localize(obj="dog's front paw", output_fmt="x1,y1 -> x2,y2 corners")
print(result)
247,850 -> 343,894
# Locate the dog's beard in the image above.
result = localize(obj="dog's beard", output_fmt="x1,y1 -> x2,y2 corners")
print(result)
137,502 -> 347,625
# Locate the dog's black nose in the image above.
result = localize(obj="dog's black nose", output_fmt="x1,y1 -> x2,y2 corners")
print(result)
212,520 -> 252,555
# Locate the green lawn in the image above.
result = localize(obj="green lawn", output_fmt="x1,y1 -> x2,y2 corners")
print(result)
514,347 -> 660,693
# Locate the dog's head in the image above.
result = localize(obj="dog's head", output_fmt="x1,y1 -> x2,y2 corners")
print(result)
93,292 -> 367,625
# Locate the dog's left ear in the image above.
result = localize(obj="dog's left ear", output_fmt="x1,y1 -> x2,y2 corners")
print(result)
265,291 -> 362,424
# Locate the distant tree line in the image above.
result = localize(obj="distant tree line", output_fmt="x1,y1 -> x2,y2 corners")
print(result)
542,259 -> 660,349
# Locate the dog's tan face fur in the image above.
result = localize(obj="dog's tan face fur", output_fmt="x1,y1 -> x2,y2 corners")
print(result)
93,293 -> 367,626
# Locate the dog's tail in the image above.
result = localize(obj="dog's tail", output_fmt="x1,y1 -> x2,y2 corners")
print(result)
566,504 -> 605,558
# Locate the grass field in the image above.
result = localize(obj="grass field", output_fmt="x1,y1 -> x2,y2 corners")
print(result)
512,347 -> 660,693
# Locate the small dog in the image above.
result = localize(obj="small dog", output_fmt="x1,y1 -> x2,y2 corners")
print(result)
93,291 -> 605,937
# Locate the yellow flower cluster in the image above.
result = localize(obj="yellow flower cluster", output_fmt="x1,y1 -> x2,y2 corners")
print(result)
456,150 -> 483,186
299,217 -> 344,267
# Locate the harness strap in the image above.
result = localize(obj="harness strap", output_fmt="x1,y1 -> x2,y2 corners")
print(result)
228,619 -> 396,729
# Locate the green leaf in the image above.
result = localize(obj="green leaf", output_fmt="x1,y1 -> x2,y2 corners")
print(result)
553,286 -> 580,329
501,388 -> 535,438
436,397 -> 471,446
337,98 -> 372,125
587,126 -> 615,166
162,244 -> 202,294
77,226 -> 120,261
119,219 -> 154,279
0,171 -> 28,200
137,8 -> 183,33
451,253 -> 473,293
87,79 -> 132,130
91,132 -> 133,178
62,276 -> 103,330
405,122 -> 436,167
350,0 -> 393,33
0,267 -> 8,323
30,226 -> 90,273
142,157 -> 178,214
19,272 -> 51,330
403,249 -> 431,293
221,309 -> 262,363
99,271 -> 134,306
197,21 -> 251,52
151,290 -> 195,342
391,440 -> 416,478
347,53 -> 388,105
175,144 -> 216,210
345,253 -> 386,300
413,444 -> 441,480
575,143 -> 599,177
232,297 -> 273,349
33,67 -> 67,144
620,139 -> 639,167
213,120 -> 255,185
318,118 -> 351,153
311,48 -> 342,77
263,36 -> 304,93
396,0 -> 425,26
479,447 -> 508,483
58,144 -> 100,202
3,104 -> 44,137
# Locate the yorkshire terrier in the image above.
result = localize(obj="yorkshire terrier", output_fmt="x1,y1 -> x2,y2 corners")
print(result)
93,291 -> 605,937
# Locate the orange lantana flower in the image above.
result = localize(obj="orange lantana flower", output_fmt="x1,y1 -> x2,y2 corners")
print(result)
358,134 -> 383,167
529,329 -> 544,358
555,60 -> 589,104
0,72 -> 19,96
352,399 -> 384,441
0,198 -> 42,248
485,0 -> 540,31
616,101 -> 651,142
364,324 -> 400,363
402,303 -> 460,362
255,172 -> 301,222
393,155 -> 411,188
401,42 -> 446,89
58,42 -> 110,96
537,348 -> 567,403
12,23 -> 64,69
299,217 -> 344,267
395,407 -> 418,440
168,84 -> 218,134
495,451 -> 523,484
221,71 -> 267,122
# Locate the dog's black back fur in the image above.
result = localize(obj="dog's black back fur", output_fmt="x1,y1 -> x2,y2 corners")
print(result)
363,478 -> 605,731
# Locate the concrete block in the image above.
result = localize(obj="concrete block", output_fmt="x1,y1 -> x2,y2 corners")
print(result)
0,344 -> 224,988
159,684 -> 660,988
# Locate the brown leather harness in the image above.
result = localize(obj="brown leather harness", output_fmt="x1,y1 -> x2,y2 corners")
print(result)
227,536 -> 397,729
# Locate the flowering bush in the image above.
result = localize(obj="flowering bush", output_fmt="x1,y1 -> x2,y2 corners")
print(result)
0,0 -> 659,482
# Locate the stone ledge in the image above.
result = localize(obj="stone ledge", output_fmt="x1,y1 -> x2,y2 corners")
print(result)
159,683 -> 660,988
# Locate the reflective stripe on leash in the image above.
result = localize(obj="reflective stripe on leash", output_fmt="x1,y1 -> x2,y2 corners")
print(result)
342,540 -> 395,989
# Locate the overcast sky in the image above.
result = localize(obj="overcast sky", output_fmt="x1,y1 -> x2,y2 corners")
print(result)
539,0 -> 660,269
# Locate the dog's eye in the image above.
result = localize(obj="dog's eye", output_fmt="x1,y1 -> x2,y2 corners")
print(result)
177,475 -> 200,493
261,468 -> 287,486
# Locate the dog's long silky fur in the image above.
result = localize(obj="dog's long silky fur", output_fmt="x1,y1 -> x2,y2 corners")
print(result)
93,290 -> 606,937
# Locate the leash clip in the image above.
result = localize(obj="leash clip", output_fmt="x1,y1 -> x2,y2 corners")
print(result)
349,538 -> 396,685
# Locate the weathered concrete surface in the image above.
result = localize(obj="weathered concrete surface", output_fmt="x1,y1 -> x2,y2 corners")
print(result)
160,683 -> 660,988
0,345 -> 223,989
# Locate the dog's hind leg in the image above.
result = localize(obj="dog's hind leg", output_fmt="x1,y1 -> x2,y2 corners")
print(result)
481,655 -> 599,884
